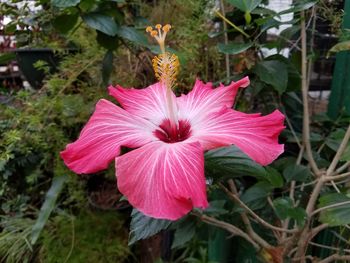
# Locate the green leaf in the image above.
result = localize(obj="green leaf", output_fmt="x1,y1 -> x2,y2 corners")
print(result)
283,164 -> 310,183
240,182 -> 273,210
327,40 -> 350,58
341,145 -> 350,161
227,0 -> 262,12
205,146 -> 267,180
129,209 -> 171,245
255,60 -> 288,94
204,200 -> 228,216
318,193 -> 350,226
101,50 -> 114,85
52,13 -> 79,34
82,13 -> 118,36
51,0 -> 80,8
31,175 -> 68,245
217,42 -> 252,55
264,167 -> 284,188
115,26 -> 149,46
0,52 -> 16,64
273,197 -> 306,226
279,0 -> 318,15
171,218 -> 196,249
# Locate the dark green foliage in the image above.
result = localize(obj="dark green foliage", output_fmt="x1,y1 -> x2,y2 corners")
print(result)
39,211 -> 130,262
128,209 -> 172,245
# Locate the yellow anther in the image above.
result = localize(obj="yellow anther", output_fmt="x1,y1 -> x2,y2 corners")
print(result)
162,24 -> 171,32
150,30 -> 158,37
155,24 -> 162,29
152,52 -> 179,89
146,26 -> 153,33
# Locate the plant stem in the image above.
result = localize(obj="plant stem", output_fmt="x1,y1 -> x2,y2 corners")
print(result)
193,212 -> 260,250
301,11 -> 320,176
219,183 -> 297,233
227,180 -> 273,248
215,11 -> 250,38
219,0 -> 230,80
326,125 -> 350,176
311,200 -> 350,217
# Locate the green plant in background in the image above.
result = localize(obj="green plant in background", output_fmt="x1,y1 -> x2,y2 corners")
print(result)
39,211 -> 130,263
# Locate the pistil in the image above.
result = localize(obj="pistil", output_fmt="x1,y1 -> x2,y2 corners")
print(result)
146,24 -> 179,130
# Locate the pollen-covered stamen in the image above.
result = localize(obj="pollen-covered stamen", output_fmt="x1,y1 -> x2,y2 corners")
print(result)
152,52 -> 179,89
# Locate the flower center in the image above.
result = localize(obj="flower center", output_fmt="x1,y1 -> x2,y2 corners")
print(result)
154,119 -> 192,143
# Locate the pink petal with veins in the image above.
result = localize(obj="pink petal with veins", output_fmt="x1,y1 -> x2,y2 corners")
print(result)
108,82 -> 176,126
189,108 -> 285,166
177,77 -> 250,122
60,99 -> 156,174
115,141 -> 208,220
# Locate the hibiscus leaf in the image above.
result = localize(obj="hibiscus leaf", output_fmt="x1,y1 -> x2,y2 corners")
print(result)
129,209 -> 172,245
240,182 -> 273,210
283,164 -> 311,183
115,26 -> 149,47
171,217 -> 196,249
31,175 -> 68,245
318,193 -> 350,226
273,197 -> 306,226
227,0 -> 262,12
254,60 -> 288,94
204,145 -> 267,180
82,13 -> 118,36
102,50 -> 114,86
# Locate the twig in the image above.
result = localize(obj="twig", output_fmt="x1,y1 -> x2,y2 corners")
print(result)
309,241 -> 350,253
324,172 -> 350,182
227,180 -> 273,248
311,200 -> 350,217
215,11 -> 250,38
308,224 -> 329,241
219,0 -> 230,80
193,212 -> 260,250
317,254 -> 350,263
219,183 -> 297,233
326,125 -> 350,176
301,10 -> 320,176
334,161 -> 350,175
306,176 -> 325,215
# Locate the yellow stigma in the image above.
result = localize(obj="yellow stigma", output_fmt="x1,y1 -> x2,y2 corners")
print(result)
146,24 -> 179,89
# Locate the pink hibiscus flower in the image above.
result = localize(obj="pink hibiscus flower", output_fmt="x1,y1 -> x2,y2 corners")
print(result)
60,24 -> 285,220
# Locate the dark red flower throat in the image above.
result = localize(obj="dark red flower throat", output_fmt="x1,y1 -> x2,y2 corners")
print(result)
154,119 -> 192,143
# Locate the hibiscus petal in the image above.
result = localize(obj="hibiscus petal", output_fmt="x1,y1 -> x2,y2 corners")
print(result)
115,141 -> 208,220
190,109 -> 285,166
61,99 -> 156,174
108,82 -> 177,125
177,77 -> 250,121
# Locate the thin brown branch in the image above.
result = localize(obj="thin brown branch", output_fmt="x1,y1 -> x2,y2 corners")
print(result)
219,0 -> 230,80
324,172 -> 350,182
301,10 -> 320,176
309,241 -> 350,253
219,183 -> 297,233
318,254 -> 350,263
327,125 -> 350,176
227,180 -> 273,248
311,200 -> 350,217
193,212 -> 260,250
